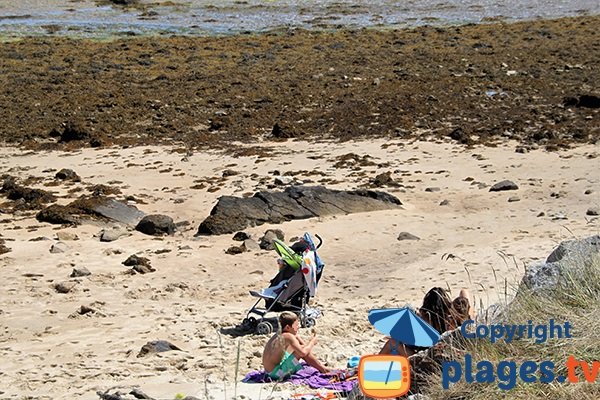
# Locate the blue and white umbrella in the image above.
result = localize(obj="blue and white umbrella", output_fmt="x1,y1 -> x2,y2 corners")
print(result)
368,307 -> 440,347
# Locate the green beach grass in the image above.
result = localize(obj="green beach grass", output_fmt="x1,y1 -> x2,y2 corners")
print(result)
425,244 -> 600,399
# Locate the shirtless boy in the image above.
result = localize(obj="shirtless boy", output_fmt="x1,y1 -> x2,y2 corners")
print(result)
262,311 -> 331,380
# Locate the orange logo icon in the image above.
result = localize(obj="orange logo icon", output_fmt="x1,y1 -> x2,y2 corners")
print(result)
358,355 -> 410,398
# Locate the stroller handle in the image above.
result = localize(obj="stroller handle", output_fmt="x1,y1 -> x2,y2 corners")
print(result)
315,234 -> 323,249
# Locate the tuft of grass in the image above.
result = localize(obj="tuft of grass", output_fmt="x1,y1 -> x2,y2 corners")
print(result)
425,250 -> 600,399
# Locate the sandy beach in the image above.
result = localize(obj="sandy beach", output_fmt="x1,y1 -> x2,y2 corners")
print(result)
1,3 -> 599,398
0,136 -> 598,399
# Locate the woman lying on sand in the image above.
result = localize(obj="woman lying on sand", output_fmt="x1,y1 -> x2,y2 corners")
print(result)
262,311 -> 332,380
380,287 -> 475,357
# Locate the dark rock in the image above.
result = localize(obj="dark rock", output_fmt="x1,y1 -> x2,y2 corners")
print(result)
129,389 -> 154,400
36,204 -> 80,225
225,245 -> 244,255
97,391 -> 124,400
448,127 -> 471,144
0,239 -> 11,255
133,264 -> 156,274
123,254 -> 151,267
70,267 -> 91,277
54,281 -> 77,293
564,94 -> 600,109
425,187 -> 440,192
271,122 -> 300,139
37,196 -> 144,226
88,184 -> 121,196
58,121 -> 90,142
371,172 -> 395,187
222,169 -> 238,177
508,196 -> 520,202
1,177 -> 56,209
55,169 -> 81,181
197,186 -> 402,235
439,199 -> 450,206
489,180 -> 518,191
79,197 -> 144,226
135,214 -> 175,236
232,231 -> 250,241
397,232 -> 420,241
586,207 -> 599,216
259,229 -> 285,250
137,340 -> 181,357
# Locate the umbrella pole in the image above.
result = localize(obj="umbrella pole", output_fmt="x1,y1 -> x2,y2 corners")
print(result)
384,361 -> 394,384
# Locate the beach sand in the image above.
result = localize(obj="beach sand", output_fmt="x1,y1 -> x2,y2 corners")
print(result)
0,137 -> 598,399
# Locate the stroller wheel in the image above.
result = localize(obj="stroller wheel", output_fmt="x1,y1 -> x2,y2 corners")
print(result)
256,321 -> 273,335
302,317 -> 316,328
242,317 -> 257,328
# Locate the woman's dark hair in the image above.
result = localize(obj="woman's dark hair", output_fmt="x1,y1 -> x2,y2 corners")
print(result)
420,287 -> 452,333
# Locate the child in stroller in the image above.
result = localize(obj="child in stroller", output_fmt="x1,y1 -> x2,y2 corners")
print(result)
242,233 -> 325,335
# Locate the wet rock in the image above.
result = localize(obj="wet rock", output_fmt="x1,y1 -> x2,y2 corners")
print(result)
70,267 -> 91,277
197,186 -> 401,235
397,232 -> 420,241
135,214 -> 175,236
137,340 -> 181,357
489,180 -> 518,191
50,241 -> 68,253
259,229 -> 285,250
55,169 -> 81,181
54,281 -> 77,293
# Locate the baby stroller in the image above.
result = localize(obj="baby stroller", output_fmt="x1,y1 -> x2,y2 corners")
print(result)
242,232 -> 325,335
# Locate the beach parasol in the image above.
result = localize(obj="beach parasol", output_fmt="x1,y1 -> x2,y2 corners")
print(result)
368,307 -> 440,347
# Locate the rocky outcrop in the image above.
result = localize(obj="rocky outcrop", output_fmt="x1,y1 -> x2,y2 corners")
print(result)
521,235 -> 600,292
37,196 -> 145,227
197,186 -> 402,235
